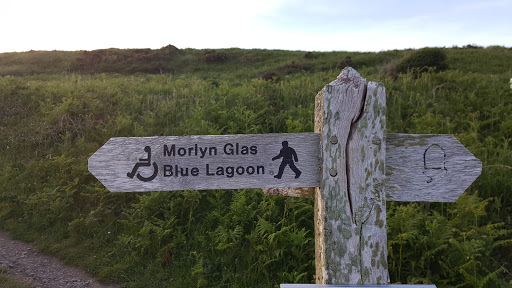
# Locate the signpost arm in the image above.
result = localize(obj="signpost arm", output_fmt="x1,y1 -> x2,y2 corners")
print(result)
316,67 -> 388,284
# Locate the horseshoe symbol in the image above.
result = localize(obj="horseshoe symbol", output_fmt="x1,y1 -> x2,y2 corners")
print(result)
423,144 -> 447,183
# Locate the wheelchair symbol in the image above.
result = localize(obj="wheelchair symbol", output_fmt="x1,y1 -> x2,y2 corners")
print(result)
127,146 -> 158,182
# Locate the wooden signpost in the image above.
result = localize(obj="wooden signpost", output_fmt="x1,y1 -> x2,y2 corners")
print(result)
88,67 -> 482,287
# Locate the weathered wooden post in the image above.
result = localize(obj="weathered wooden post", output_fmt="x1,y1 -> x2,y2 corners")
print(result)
316,68 -> 388,284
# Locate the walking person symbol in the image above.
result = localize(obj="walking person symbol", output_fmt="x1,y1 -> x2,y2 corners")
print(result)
127,146 -> 158,182
272,141 -> 302,179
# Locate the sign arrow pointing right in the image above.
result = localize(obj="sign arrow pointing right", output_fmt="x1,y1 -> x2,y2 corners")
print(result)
385,133 -> 482,202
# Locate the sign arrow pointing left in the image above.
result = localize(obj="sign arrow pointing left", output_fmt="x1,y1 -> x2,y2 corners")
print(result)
88,133 -> 321,192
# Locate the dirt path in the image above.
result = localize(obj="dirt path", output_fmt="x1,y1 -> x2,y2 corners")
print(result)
0,231 -> 120,288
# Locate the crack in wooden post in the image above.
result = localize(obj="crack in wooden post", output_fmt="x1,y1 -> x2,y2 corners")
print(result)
316,67 -> 388,284
348,82 -> 369,223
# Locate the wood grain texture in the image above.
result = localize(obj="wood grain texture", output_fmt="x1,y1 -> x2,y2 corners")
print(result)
386,133 -> 482,202
320,67 -> 388,284
314,87 -> 326,284
350,81 -> 388,284
263,187 -> 314,197
89,133 -> 321,192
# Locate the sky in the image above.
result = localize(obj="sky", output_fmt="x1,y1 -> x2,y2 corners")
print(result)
1,0 -> 511,53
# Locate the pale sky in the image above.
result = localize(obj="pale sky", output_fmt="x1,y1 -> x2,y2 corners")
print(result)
1,0 -> 511,53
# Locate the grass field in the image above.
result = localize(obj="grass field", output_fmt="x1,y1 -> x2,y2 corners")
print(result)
0,270 -> 29,288
0,45 -> 511,287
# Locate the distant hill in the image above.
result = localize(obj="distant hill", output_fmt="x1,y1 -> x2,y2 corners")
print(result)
1,44 -> 511,79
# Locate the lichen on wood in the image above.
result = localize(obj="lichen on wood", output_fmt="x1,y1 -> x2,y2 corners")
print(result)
318,67 -> 388,284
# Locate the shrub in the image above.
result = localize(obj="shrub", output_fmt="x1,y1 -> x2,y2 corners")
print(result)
396,47 -> 448,75
303,52 -> 316,59
462,44 -> 483,49
200,50 -> 228,63
379,58 -> 402,78
240,54 -> 259,64
258,61 -> 312,82
282,61 -> 312,73
339,55 -> 354,68
486,45 -> 507,50
70,46 -> 180,74
258,70 -> 282,82
159,44 -> 180,55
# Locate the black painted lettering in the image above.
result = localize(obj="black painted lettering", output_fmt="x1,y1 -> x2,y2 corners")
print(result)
216,166 -> 224,176
164,144 -> 176,157
191,167 -> 199,176
226,166 -> 235,178
206,164 -> 215,176
199,146 -> 208,158
204,164 -> 266,177
177,165 -> 189,177
164,165 -> 173,176
164,144 -> 217,158
223,143 -> 258,156
224,143 -> 234,155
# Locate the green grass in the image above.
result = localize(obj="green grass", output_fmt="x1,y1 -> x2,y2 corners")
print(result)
0,50 -> 77,76
0,45 -> 511,287
0,270 -> 30,288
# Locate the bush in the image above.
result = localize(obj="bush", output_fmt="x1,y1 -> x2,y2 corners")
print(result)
258,61 -> 313,82
240,54 -> 259,64
339,55 -> 354,68
258,70 -> 282,82
379,58 -> 402,78
303,52 -> 316,59
462,44 -> 483,49
396,47 -> 448,75
201,50 -> 228,63
70,46 -> 179,74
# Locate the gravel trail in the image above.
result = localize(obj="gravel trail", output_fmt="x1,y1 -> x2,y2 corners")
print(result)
0,231 -> 120,288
